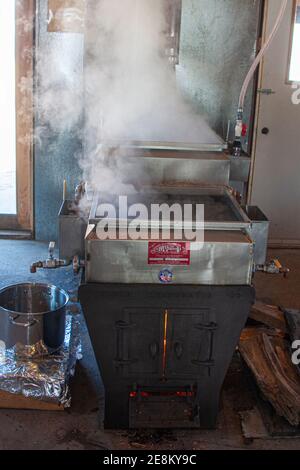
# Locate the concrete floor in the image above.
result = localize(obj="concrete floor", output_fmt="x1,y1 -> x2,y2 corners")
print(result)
0,240 -> 300,450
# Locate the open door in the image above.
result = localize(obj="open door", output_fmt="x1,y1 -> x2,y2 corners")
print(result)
249,0 -> 300,246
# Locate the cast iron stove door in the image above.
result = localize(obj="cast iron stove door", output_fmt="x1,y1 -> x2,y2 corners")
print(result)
115,308 -> 163,378
165,309 -> 217,379
114,307 -> 216,380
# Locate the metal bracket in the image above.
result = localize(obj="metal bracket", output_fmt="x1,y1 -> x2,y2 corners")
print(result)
191,359 -> 215,367
257,88 -> 276,95
115,320 -> 137,330
114,358 -> 138,367
194,322 -> 218,332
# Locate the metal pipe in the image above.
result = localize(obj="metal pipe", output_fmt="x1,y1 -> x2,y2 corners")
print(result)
239,0 -> 288,111
233,0 -> 288,156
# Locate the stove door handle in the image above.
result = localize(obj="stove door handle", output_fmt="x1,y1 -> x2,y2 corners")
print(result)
174,341 -> 183,359
149,342 -> 159,359
194,322 -> 218,332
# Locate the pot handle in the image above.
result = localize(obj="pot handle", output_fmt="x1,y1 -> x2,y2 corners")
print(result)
9,315 -> 38,328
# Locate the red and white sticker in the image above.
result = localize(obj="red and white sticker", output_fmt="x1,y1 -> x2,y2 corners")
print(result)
148,242 -> 190,266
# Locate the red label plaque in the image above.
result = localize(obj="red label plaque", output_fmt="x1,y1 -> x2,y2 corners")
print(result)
148,242 -> 191,266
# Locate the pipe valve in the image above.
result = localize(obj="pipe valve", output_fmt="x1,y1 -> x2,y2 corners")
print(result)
256,259 -> 290,278
30,242 -> 68,273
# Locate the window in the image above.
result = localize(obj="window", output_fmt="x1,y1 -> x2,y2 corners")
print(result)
289,0 -> 300,82
0,1 -> 34,232
0,2 -> 16,214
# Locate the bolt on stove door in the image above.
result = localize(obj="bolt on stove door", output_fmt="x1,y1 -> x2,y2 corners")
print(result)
165,308 -> 217,379
115,308 -> 164,378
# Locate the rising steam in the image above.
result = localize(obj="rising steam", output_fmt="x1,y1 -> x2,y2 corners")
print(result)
82,0 -> 222,195
35,0 -> 222,197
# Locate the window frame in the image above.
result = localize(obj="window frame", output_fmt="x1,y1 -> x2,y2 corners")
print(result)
0,0 -> 35,233
287,0 -> 300,84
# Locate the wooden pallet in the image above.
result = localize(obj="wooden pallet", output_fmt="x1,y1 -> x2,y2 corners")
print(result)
0,389 -> 65,411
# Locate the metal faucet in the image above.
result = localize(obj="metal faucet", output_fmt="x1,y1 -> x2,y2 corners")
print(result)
256,259 -> 290,278
30,242 -> 68,273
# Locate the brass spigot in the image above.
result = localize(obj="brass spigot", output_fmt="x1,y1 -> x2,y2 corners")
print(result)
30,242 -> 68,273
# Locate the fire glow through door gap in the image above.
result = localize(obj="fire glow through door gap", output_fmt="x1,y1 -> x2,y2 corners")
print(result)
162,309 -> 168,379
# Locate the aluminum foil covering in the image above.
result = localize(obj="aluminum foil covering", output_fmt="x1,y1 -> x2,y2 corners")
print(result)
0,315 -> 82,407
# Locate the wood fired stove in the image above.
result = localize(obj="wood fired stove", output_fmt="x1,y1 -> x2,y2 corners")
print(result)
76,148 -> 267,429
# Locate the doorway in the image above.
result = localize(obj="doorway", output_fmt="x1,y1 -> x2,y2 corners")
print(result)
250,0 -> 300,246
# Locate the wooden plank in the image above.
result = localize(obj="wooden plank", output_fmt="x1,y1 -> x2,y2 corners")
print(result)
239,408 -> 269,441
250,302 -> 287,333
0,389 -> 64,411
48,0 -> 85,33
284,309 -> 300,375
15,0 -> 35,232
240,326 -> 285,341
257,396 -> 300,437
284,309 -> 300,343
0,230 -> 32,240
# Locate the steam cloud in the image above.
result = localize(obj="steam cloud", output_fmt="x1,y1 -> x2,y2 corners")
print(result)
36,0 -> 222,197
82,0 -> 222,195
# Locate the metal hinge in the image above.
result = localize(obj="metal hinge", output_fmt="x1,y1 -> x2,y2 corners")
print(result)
115,320 -> 136,330
114,358 -> 138,366
191,359 -> 215,367
194,322 -> 218,332
257,88 -> 276,95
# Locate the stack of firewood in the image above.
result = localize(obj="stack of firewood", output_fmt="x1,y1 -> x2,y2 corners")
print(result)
239,303 -> 300,427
